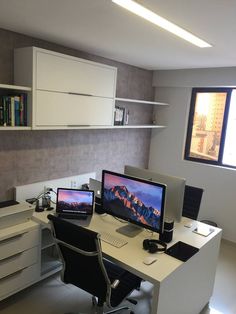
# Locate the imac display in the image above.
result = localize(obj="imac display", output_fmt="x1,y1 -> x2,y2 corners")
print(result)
102,170 -> 166,236
124,165 -> 186,222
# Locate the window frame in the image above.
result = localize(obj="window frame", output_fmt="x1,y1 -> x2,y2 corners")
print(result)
184,87 -> 234,168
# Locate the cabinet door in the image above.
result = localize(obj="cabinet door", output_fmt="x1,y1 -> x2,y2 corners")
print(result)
35,90 -> 114,127
36,51 -> 116,98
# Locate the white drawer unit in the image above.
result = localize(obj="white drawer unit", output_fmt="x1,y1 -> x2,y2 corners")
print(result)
0,221 -> 40,301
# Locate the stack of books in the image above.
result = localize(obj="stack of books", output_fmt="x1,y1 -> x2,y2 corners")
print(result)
0,94 -> 27,126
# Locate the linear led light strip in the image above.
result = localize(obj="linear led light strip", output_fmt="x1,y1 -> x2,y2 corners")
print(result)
112,0 -> 212,48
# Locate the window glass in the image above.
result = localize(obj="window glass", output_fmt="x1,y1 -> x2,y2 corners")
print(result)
189,92 -> 227,161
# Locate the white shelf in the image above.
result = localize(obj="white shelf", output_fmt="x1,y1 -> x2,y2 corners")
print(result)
41,228 -> 54,250
0,84 -> 31,92
0,126 -> 31,131
111,125 -> 166,129
115,97 -> 168,106
41,254 -> 62,276
34,124 -> 166,130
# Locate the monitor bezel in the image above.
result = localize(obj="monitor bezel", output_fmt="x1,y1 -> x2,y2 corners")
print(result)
101,170 -> 166,234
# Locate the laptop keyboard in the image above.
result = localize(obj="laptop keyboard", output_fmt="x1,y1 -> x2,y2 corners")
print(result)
58,214 -> 87,220
100,232 -> 128,248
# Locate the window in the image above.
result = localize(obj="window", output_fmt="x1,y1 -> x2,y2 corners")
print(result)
185,88 -> 236,168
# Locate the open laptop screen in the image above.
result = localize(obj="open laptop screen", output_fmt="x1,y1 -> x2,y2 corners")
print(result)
56,188 -> 94,216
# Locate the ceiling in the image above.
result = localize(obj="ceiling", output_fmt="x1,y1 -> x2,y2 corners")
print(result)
0,0 -> 236,70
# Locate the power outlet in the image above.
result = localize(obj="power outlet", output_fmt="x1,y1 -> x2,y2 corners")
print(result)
71,180 -> 77,188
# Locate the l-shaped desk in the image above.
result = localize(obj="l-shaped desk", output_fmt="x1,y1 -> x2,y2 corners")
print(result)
33,210 -> 222,314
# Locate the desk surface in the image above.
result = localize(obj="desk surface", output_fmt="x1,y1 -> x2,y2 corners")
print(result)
33,210 -> 222,284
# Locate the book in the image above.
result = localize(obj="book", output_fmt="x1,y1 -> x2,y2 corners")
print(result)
0,97 -> 4,125
23,93 -> 27,126
11,96 -> 15,126
14,96 -> 20,126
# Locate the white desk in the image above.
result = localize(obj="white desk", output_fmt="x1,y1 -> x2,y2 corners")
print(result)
33,211 -> 222,314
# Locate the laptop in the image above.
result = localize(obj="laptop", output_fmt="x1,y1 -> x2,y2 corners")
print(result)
89,178 -> 101,199
89,178 -> 105,214
56,188 -> 94,226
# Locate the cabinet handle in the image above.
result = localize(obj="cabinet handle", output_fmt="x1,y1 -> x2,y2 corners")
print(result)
0,232 -> 28,244
67,125 -> 90,127
68,92 -> 93,97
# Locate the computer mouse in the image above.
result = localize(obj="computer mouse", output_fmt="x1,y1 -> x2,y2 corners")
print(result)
143,256 -> 157,265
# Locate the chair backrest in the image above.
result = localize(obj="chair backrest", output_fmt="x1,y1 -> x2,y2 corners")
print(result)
47,214 -> 110,303
182,185 -> 204,220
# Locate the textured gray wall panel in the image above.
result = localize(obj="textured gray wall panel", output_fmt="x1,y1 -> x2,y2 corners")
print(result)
0,28 -> 154,201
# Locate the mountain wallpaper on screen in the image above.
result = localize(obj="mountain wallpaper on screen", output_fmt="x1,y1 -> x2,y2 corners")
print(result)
57,201 -> 92,212
103,185 -> 161,228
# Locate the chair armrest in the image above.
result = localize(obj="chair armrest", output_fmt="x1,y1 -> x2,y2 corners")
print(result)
111,279 -> 120,289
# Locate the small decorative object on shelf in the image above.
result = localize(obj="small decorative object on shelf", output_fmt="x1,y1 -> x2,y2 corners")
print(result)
114,106 -> 129,125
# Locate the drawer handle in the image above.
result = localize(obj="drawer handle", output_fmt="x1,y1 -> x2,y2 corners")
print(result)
0,268 -> 26,281
0,232 -> 28,244
68,92 -> 93,97
0,252 -> 23,263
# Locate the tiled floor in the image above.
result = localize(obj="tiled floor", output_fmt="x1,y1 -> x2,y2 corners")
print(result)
0,240 -> 235,314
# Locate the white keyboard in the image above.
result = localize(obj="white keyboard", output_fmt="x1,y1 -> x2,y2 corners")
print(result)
100,232 -> 128,248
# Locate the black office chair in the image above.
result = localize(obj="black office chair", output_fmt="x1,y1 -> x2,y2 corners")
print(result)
47,214 -> 141,314
182,185 -> 204,220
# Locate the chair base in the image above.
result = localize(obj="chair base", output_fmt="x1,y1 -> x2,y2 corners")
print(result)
105,305 -> 134,313
92,296 -> 134,314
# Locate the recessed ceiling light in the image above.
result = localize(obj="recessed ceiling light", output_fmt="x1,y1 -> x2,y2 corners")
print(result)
112,0 -> 212,48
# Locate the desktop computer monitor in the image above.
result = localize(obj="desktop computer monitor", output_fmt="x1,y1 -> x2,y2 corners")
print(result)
101,170 -> 166,237
124,165 -> 186,222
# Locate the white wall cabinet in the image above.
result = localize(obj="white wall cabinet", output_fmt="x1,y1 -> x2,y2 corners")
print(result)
14,47 -> 117,129
13,46 -> 168,130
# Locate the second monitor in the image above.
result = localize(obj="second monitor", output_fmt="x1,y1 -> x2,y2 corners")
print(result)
124,165 -> 186,222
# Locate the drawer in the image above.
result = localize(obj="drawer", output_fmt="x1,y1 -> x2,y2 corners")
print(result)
0,228 -> 39,260
0,246 -> 39,279
0,263 -> 39,300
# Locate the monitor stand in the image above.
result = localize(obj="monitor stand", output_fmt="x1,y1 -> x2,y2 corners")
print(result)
116,223 -> 142,238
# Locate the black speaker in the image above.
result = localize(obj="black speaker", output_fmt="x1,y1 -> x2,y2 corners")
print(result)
94,196 -> 106,215
143,239 -> 167,254
159,219 -> 174,243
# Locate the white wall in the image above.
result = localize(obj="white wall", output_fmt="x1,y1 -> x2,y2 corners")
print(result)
149,67 -> 236,243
